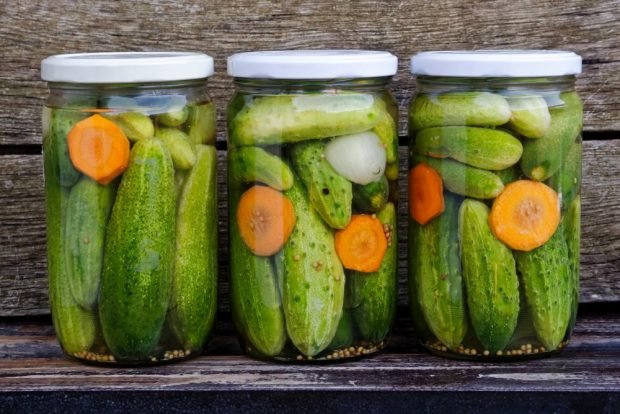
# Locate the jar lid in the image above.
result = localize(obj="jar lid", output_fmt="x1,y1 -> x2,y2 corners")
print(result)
41,52 -> 214,83
410,50 -> 582,77
227,50 -> 398,79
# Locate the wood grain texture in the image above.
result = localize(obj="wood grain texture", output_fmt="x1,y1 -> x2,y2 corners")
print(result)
0,310 -> 619,392
2,140 -> 619,316
0,0 -> 619,146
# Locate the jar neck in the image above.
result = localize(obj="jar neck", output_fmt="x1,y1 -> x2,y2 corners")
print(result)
415,75 -> 576,93
233,77 -> 392,94
46,78 -> 208,93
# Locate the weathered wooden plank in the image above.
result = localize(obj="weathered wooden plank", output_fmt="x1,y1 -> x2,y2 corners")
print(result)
0,0 -> 619,146
1,140 -> 619,316
0,311 -> 619,393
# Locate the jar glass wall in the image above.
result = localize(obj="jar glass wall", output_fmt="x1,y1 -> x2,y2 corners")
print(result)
41,53 -> 218,365
408,51 -> 582,360
227,51 -> 399,362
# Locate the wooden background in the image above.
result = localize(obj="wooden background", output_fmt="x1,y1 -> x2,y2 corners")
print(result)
1,0 -> 619,317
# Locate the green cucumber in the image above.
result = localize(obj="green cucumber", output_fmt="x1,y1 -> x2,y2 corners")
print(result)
353,175 -> 389,213
459,199 -> 520,352
410,92 -> 511,131
290,141 -> 352,229
415,127 -> 523,170
413,155 -> 504,199
350,202 -> 397,342
407,221 -> 435,342
328,308 -> 355,350
229,93 -> 384,146
515,226 -> 572,350
99,138 -> 176,361
506,95 -> 551,139
520,92 -> 583,181
373,109 -> 399,163
563,196 -> 581,331
106,112 -> 154,142
158,106 -> 189,127
229,165 -> 286,357
155,128 -> 196,170
187,102 -> 216,146
64,176 -> 116,310
167,145 -> 218,351
548,140 -> 582,207
410,194 -> 467,350
44,137 -> 96,354
385,162 -> 399,181
282,177 -> 345,356
228,146 -> 294,191
47,108 -> 86,187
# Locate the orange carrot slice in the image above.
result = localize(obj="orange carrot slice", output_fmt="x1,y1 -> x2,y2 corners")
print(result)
489,180 -> 560,251
335,214 -> 387,273
409,163 -> 445,225
236,185 -> 296,256
67,114 -> 130,185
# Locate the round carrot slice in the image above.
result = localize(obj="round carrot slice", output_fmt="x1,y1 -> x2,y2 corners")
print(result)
489,180 -> 560,251
67,114 -> 130,185
335,214 -> 387,273
236,185 -> 296,256
409,163 -> 445,225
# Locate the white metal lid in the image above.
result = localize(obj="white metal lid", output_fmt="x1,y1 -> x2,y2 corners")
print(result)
410,50 -> 582,77
227,50 -> 398,79
41,52 -> 214,83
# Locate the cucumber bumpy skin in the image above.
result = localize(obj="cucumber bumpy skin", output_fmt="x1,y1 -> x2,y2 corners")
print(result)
352,175 -> 389,213
229,93 -> 384,146
290,140 -> 353,229
412,155 -> 504,199
158,106 -> 189,127
48,108 -> 88,187
459,199 -> 520,353
167,145 -> 218,351
410,194 -> 467,350
228,146 -> 294,191
506,95 -> 551,139
106,112 -> 154,142
520,92 -> 583,181
410,92 -> 511,131
187,102 -> 216,146
328,307 -> 355,350
282,177 -> 345,357
228,158 -> 287,357
373,108 -> 399,164
99,138 -> 176,361
415,127 -> 523,171
516,225 -> 573,351
548,140 -> 582,208
64,176 -> 116,310
350,202 -> 398,343
44,134 -> 96,354
155,128 -> 196,170
563,196 -> 581,331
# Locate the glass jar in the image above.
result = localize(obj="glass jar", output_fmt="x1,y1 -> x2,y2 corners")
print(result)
227,50 -> 399,362
408,51 -> 582,360
41,52 -> 218,365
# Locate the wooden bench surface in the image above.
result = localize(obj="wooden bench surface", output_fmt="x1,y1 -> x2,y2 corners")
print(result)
0,1 -> 619,410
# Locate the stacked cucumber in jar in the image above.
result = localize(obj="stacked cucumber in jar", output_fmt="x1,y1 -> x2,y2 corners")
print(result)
227,51 -> 399,361
408,51 -> 583,360
41,53 -> 218,365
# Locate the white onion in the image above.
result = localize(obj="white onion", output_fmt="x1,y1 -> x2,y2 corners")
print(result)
325,131 -> 386,185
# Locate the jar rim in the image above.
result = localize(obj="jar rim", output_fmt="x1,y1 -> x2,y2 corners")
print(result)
410,50 -> 582,78
41,52 -> 214,84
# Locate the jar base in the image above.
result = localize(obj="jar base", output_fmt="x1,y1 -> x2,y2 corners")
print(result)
421,339 -> 570,362
242,339 -> 388,364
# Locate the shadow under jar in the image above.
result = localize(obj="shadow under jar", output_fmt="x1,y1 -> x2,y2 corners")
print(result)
226,50 -> 399,362
41,52 -> 218,365
408,51 -> 583,360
